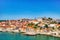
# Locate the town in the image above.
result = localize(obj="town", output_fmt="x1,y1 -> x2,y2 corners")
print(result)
0,17 -> 60,37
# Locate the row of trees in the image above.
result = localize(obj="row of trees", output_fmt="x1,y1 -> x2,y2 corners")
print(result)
27,22 -> 38,29
42,17 -> 52,20
0,20 -> 6,22
27,22 -> 49,29
27,22 -> 59,31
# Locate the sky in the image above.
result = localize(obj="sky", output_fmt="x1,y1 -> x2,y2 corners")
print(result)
0,0 -> 60,20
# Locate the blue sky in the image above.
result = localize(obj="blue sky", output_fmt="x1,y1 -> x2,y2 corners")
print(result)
0,0 -> 60,20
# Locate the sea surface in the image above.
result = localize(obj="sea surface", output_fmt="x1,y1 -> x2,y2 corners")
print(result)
0,32 -> 60,40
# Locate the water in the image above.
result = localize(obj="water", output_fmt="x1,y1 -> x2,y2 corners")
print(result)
0,32 -> 60,40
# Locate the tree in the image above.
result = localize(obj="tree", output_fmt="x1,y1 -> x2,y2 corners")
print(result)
27,22 -> 34,27
48,17 -> 52,20
58,22 -> 60,24
50,21 -> 57,24
44,24 -> 48,28
33,24 -> 38,29
58,26 -> 60,30
42,18 -> 45,20
0,20 -> 6,22
52,27 -> 55,30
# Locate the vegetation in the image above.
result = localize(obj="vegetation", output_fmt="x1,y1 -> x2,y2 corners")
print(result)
58,26 -> 60,30
42,17 -> 46,20
52,27 -> 55,30
33,24 -> 38,29
50,21 -> 57,24
58,22 -> 60,24
27,22 -> 39,29
44,24 -> 48,28
0,20 -> 6,22
27,22 -> 34,27
48,17 -> 52,20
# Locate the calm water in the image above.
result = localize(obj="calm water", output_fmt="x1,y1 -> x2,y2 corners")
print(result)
0,32 -> 60,40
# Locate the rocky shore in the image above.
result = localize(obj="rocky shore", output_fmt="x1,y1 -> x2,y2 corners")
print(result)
0,28 -> 60,38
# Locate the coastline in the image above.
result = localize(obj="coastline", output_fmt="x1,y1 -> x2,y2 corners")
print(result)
0,18 -> 60,38
0,29 -> 60,38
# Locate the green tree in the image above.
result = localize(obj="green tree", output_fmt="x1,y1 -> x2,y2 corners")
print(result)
44,24 -> 48,28
33,24 -> 38,29
27,22 -> 34,27
48,17 -> 52,20
0,20 -> 6,22
58,26 -> 60,30
50,21 -> 57,24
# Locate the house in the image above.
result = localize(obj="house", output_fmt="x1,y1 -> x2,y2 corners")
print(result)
29,20 -> 39,24
49,24 -> 56,28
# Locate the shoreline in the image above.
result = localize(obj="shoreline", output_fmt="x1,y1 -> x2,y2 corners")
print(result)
0,30 -> 60,38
